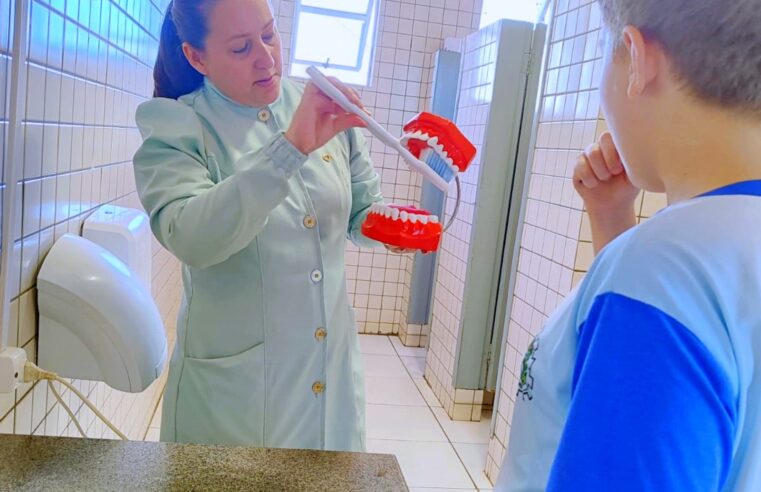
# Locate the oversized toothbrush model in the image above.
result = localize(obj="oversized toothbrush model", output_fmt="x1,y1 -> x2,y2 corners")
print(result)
306,67 -> 477,253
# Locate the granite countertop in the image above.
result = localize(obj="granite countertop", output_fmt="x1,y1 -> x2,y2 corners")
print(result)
0,435 -> 408,491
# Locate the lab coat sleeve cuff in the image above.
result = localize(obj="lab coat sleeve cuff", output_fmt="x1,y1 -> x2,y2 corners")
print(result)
267,133 -> 308,174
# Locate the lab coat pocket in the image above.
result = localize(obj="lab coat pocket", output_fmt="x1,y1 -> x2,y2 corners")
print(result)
176,342 -> 265,446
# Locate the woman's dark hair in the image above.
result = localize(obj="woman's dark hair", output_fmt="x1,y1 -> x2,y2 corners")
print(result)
153,1 -> 216,99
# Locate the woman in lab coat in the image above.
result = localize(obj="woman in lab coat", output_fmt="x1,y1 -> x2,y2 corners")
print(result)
133,0 -> 390,451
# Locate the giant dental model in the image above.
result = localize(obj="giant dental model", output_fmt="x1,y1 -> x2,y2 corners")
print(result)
306,66 -> 477,253
361,112 -> 477,253
399,111 -> 476,184
362,203 -> 442,254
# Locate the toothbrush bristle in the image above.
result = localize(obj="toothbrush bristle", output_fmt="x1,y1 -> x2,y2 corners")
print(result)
425,152 -> 457,183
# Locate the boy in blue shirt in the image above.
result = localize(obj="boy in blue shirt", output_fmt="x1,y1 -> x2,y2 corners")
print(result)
496,0 -> 761,490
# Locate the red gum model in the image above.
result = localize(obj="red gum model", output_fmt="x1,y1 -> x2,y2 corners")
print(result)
362,203 -> 442,254
400,112 -> 477,174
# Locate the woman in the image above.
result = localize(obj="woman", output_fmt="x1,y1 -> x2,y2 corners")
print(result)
133,0 -> 391,452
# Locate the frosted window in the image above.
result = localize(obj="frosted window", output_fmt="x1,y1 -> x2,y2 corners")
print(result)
290,0 -> 379,87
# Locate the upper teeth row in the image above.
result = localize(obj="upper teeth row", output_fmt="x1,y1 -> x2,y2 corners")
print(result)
370,203 -> 439,224
400,131 -> 459,174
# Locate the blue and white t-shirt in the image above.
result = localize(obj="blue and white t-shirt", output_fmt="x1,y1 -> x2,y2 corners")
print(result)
496,181 -> 761,491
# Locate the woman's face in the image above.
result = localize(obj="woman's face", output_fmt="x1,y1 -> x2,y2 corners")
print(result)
186,0 -> 283,107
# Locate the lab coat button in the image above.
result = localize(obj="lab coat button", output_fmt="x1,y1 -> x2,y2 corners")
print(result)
303,216 -> 316,229
258,109 -> 271,122
315,327 -> 327,341
312,381 -> 324,394
322,154 -> 333,163
310,269 -> 323,283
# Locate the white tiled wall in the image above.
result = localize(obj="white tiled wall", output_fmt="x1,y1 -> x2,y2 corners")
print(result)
484,0 -> 667,483
484,0 -> 599,481
424,21 -> 503,422
0,0 -> 181,441
270,0 -> 482,341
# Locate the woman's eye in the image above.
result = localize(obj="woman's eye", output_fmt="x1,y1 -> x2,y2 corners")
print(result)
263,32 -> 275,44
233,41 -> 250,54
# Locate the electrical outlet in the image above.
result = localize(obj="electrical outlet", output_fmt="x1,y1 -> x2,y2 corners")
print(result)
0,347 -> 28,393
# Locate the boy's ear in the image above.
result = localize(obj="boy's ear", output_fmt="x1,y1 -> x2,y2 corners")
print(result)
183,42 -> 208,76
622,26 -> 659,98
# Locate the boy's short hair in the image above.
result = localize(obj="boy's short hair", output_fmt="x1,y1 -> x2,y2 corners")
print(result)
598,0 -> 761,116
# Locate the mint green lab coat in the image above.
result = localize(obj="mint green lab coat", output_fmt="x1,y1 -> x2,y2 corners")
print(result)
133,78 -> 383,451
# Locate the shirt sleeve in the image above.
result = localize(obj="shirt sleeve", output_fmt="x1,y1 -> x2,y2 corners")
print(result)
547,292 -> 737,491
133,98 -> 308,269
344,127 -> 384,248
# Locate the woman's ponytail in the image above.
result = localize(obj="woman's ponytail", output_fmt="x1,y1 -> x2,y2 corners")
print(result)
153,1 -> 211,99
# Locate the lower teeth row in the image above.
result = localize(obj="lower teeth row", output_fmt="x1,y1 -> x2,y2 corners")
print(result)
370,203 -> 439,224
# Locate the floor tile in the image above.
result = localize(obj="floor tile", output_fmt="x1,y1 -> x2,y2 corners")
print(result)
367,404 -> 447,442
401,356 -> 426,378
363,354 -> 409,379
365,377 -> 427,406
367,440 -> 474,489
432,407 -> 492,444
453,443 -> 492,490
391,336 -> 428,357
359,335 -> 396,355
413,378 -> 443,408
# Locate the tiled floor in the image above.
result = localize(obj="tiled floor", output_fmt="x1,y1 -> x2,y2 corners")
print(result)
145,335 -> 493,491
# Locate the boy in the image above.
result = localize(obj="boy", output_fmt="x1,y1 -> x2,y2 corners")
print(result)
496,0 -> 761,490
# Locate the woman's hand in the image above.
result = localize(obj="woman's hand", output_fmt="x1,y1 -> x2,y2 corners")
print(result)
573,132 -> 640,253
285,77 -> 368,155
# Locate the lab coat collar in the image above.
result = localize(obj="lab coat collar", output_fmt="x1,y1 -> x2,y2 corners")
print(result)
203,77 -> 283,114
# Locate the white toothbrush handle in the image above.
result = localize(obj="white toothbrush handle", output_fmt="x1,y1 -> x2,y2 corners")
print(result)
306,66 -> 449,192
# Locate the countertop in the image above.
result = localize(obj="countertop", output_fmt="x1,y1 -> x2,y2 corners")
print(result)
0,435 -> 408,491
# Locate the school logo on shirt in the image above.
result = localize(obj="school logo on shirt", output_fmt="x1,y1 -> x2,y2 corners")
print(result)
517,338 -> 539,401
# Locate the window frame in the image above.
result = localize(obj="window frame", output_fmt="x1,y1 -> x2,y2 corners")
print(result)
289,0 -> 380,86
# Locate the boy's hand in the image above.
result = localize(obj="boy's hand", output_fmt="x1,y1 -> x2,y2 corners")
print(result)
573,132 -> 640,212
573,132 -> 640,253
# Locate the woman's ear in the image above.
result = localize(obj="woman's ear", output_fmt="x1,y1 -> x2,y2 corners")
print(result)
182,42 -> 208,76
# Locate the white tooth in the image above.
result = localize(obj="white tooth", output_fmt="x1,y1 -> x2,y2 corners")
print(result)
386,209 -> 393,218
409,214 -> 418,223
420,216 -> 429,224
400,211 -> 409,222
391,208 -> 400,220
428,136 -> 439,146
430,216 -> 439,224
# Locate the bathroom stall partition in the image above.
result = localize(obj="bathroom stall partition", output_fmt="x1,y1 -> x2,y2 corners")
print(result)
422,19 -> 548,420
